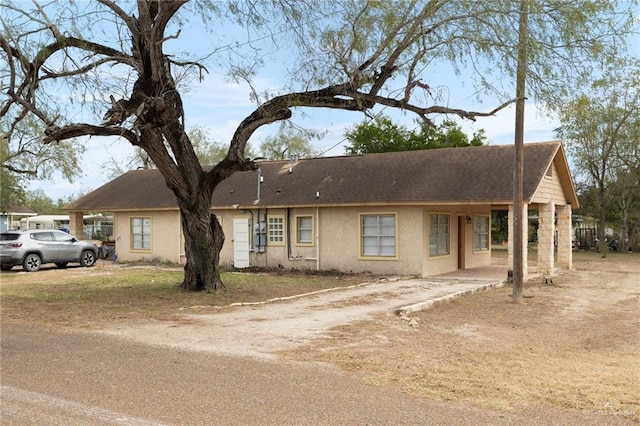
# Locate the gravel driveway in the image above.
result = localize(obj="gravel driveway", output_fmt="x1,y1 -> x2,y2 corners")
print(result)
99,276 -> 504,359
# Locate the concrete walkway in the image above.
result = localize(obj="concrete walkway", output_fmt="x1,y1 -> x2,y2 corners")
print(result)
101,274 -> 507,360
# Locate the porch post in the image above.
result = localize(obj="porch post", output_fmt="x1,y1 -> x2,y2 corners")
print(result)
556,204 -> 573,269
537,201 -> 555,275
69,211 -> 84,239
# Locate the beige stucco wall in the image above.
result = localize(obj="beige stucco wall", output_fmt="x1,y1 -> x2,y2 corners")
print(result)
318,206 -> 426,275
113,204 -> 493,277
215,205 -> 492,277
467,212 -> 493,269
215,206 -> 425,275
421,206 -> 492,277
113,210 -> 181,263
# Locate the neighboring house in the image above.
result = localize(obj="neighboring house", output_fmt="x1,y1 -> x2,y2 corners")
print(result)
20,214 -> 70,231
65,141 -> 578,278
0,206 -> 37,232
19,214 -> 114,240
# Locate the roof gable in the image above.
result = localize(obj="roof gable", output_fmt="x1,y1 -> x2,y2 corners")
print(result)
66,141 -> 577,211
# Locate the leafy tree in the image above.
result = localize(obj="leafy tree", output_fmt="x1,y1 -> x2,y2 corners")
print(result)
615,94 -> 640,251
2,1 -> 635,290
574,183 -> 600,221
608,168 -> 640,252
0,169 -> 26,212
1,115 -> 84,210
23,189 -> 63,215
345,117 -> 487,154
555,65 -> 640,252
103,126 -> 255,179
191,126 -> 257,165
103,147 -> 155,179
260,127 -> 320,160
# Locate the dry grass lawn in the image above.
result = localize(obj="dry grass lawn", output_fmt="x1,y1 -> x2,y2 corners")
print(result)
1,251 -> 638,421
0,264 -> 376,327
285,251 -> 640,422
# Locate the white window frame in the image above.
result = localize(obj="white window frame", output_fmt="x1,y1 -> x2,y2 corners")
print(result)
130,217 -> 152,251
267,215 -> 285,246
474,215 -> 490,251
429,213 -> 450,257
295,215 -> 314,246
359,213 -> 397,259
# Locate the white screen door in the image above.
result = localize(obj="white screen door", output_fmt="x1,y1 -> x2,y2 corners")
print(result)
233,217 -> 250,268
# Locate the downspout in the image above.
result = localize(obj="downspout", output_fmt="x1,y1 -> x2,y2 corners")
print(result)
316,206 -> 320,271
244,209 -> 254,252
286,207 -> 292,260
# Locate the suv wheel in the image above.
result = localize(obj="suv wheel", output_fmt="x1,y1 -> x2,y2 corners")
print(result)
80,250 -> 96,267
23,253 -> 42,272
1,264 -> 13,271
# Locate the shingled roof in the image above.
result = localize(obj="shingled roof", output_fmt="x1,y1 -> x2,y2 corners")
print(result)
66,141 -> 574,211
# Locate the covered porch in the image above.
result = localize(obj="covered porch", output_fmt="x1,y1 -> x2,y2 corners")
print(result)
442,200 -> 573,283
506,202 -> 573,278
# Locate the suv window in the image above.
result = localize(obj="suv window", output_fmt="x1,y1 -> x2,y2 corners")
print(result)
52,231 -> 74,242
31,232 -> 54,241
0,233 -> 20,241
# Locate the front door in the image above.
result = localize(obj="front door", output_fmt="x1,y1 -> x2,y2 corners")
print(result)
457,216 -> 465,270
233,217 -> 250,268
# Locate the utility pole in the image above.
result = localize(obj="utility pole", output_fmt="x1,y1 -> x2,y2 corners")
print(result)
513,0 -> 528,303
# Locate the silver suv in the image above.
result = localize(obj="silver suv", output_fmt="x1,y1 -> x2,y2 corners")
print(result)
0,229 -> 98,272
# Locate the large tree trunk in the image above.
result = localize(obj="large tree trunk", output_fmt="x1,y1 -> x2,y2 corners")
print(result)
179,194 -> 225,291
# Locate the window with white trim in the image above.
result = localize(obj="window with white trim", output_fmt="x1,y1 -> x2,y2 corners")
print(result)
267,215 -> 285,245
296,215 -> 313,245
131,217 -> 152,250
361,214 -> 396,257
429,214 -> 450,256
474,215 -> 490,251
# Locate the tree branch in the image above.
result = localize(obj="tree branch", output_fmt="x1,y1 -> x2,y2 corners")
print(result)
97,0 -> 139,35
1,163 -> 38,176
42,124 -> 138,145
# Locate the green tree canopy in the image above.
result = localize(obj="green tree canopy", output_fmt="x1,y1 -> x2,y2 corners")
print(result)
344,117 -> 487,155
260,127 -> 320,160
1,116 -> 84,211
103,126 -> 258,179
555,63 -> 640,251
23,189 -> 65,215
0,169 -> 26,212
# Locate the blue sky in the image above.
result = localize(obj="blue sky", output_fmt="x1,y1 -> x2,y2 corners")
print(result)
26,7 -> 582,201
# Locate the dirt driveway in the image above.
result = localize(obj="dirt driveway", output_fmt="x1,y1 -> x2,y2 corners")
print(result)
96,253 -> 639,422
100,274 -> 504,359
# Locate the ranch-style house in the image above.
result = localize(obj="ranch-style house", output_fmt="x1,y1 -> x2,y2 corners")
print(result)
65,141 -> 578,278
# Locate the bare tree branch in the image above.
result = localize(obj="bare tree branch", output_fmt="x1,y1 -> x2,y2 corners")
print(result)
42,123 -> 138,145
